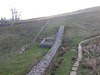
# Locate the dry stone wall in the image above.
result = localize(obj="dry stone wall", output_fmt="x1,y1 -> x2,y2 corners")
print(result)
27,26 -> 64,75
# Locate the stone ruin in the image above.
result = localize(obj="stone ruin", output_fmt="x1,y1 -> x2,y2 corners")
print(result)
39,37 -> 55,48
27,26 -> 64,75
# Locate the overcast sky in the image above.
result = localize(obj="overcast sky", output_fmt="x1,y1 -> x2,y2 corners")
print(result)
0,0 -> 100,19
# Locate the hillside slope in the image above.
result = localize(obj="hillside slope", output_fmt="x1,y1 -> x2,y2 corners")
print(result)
39,6 -> 100,75
0,19 -> 48,61
0,6 -> 100,75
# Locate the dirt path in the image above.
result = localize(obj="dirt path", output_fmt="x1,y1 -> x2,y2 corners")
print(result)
70,35 -> 100,75
33,20 -> 49,43
28,20 -> 49,46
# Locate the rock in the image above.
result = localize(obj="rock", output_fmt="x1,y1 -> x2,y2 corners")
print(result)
77,58 -> 82,62
73,61 -> 79,67
72,67 -> 78,71
70,71 -> 76,75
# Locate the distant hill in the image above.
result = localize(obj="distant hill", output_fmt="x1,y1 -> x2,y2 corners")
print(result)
46,6 -> 100,18
40,6 -> 100,38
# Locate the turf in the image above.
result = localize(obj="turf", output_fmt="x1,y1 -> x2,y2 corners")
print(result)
0,43 -> 49,75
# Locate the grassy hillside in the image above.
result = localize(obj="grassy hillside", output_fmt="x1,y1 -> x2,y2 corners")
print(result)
0,6 -> 100,75
39,6 -> 100,75
0,20 -> 48,62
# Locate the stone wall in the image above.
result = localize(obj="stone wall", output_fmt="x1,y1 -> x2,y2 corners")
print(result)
27,26 -> 64,75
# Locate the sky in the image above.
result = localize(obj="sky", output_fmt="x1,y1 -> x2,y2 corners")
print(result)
0,0 -> 100,19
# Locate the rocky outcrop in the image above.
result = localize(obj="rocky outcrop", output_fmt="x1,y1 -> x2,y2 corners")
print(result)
27,26 -> 64,75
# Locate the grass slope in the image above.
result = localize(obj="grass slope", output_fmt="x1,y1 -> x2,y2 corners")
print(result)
42,6 -> 100,75
1,6 -> 100,75
0,43 -> 49,75
0,20 -> 47,61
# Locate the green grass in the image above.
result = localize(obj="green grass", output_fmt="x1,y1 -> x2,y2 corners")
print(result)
51,36 -> 84,75
1,6 -> 100,75
37,9 -> 100,74
55,50 -> 78,75
0,43 -> 49,75
0,20 -> 47,62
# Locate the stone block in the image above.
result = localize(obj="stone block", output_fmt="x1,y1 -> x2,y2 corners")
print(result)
73,61 -> 79,67
72,67 -> 78,71
70,71 -> 76,75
